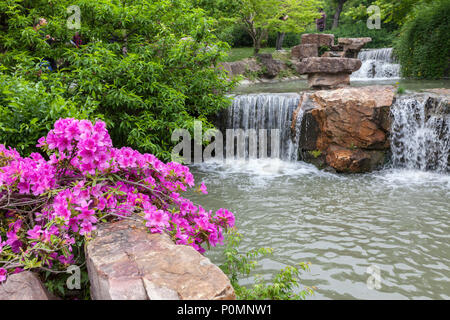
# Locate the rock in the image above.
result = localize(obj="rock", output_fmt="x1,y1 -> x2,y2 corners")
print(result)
424,88 -> 450,96
291,44 -> 318,60
220,59 -> 261,79
296,57 -> 361,74
325,146 -> 386,173
321,51 -> 345,58
338,37 -> 372,58
296,86 -> 395,172
307,73 -> 350,89
0,272 -> 55,300
256,53 -> 284,79
295,57 -> 361,89
301,33 -> 335,47
86,220 -> 235,300
310,86 -> 394,149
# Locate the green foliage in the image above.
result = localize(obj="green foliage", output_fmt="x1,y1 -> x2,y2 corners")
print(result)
223,47 -> 277,62
197,0 -> 323,54
366,0 -> 434,27
267,32 -> 300,48
317,20 -> 396,48
308,149 -> 322,158
0,70 -> 97,155
397,86 -> 406,94
318,45 -> 330,56
0,0 -> 237,160
394,0 -> 450,79
40,241 -> 90,300
220,229 -> 315,300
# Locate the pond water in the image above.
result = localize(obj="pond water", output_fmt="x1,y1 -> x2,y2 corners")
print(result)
234,78 -> 450,94
188,160 -> 450,299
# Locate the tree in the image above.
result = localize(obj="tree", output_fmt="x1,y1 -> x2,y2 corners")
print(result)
332,0 -> 348,29
344,0 -> 435,28
394,0 -> 450,79
0,0 -> 236,160
227,0 -> 322,54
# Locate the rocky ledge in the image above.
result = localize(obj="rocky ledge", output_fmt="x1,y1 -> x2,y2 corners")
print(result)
85,219 -> 235,300
0,272 -> 56,300
292,85 -> 395,173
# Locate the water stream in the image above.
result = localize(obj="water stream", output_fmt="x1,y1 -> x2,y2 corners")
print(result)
188,90 -> 449,299
188,53 -> 449,299
351,48 -> 401,80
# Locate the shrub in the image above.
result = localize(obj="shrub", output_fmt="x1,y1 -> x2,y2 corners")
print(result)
0,70 -> 97,155
394,0 -> 450,79
0,0 -> 237,161
220,229 -> 315,300
0,118 -> 235,296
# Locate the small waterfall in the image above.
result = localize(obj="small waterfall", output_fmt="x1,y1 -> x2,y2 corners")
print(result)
223,93 -> 302,160
391,94 -> 449,172
352,48 -> 401,80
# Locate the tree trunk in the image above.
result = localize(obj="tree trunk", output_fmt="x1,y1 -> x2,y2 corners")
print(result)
276,32 -> 286,51
253,37 -> 261,55
332,0 -> 346,29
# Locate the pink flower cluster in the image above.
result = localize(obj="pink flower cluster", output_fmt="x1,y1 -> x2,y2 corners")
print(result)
0,118 -> 235,282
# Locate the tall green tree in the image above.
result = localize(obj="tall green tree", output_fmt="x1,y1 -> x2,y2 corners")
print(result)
210,0 -> 322,54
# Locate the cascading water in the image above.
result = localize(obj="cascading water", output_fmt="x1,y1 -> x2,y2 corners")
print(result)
351,48 -> 401,80
223,93 -> 303,161
390,94 -> 450,172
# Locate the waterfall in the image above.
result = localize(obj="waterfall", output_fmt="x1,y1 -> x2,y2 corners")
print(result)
390,94 -> 449,172
223,93 -> 302,160
352,48 -> 401,80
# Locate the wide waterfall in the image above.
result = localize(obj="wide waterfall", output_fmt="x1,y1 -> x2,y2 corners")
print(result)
351,48 -> 401,80
390,94 -> 450,172
222,93 -> 302,161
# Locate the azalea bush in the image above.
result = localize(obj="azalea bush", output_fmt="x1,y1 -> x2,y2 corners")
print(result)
0,118 -> 235,286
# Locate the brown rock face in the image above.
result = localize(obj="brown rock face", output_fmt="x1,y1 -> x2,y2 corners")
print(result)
301,33 -> 335,47
307,73 -> 350,89
291,44 -> 318,60
296,57 -> 362,74
0,272 -> 55,300
326,146 -> 386,173
296,86 -> 395,172
86,220 -> 235,300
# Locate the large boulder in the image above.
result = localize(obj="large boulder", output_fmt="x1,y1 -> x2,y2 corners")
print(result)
291,44 -> 318,60
85,220 -> 235,300
301,33 -> 335,47
0,272 -> 55,300
296,57 -> 361,74
294,86 -> 395,172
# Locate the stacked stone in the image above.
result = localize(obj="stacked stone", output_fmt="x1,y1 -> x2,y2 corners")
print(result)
291,34 -> 372,89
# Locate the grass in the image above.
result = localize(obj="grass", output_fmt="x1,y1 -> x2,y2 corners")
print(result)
223,47 -> 280,62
